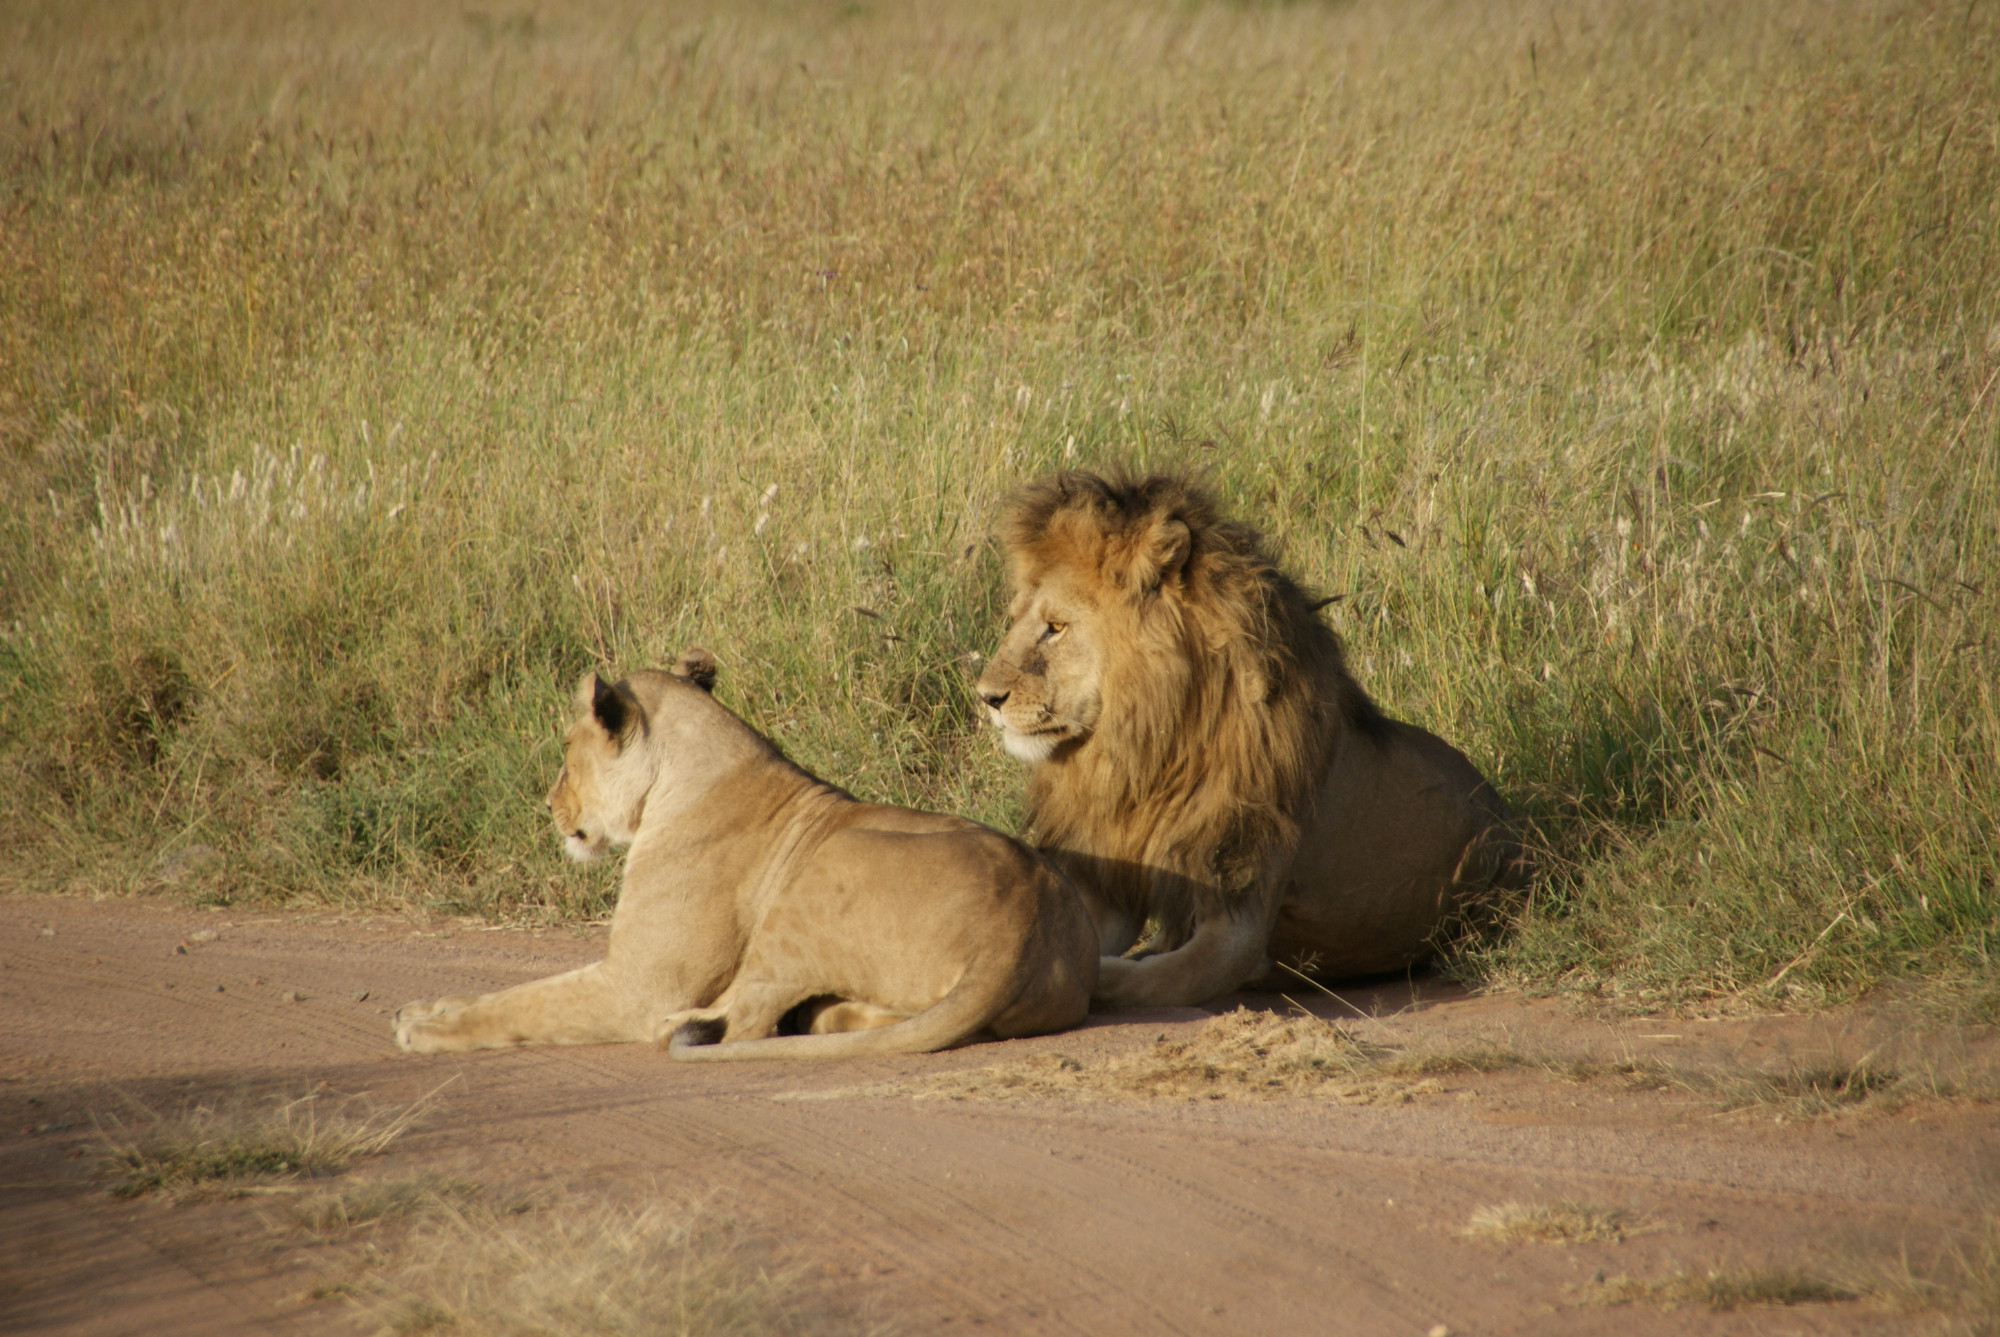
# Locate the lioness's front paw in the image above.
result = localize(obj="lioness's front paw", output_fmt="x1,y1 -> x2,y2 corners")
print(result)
393,996 -> 470,1052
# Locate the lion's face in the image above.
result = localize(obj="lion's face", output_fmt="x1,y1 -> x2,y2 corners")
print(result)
976,573 -> 1113,762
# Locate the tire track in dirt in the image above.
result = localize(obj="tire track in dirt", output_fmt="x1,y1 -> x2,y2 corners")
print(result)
412,1049 -> 1436,1335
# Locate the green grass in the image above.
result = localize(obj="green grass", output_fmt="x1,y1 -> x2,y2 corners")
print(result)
2,0 -> 1995,1011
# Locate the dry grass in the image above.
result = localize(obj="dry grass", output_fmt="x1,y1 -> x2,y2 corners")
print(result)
1583,1267 -> 1857,1310
1943,1214 -> 2000,1337
1712,1053 -> 1898,1117
284,1173 -> 483,1240
1585,1222 -> 2000,1326
851,1007 -> 1993,1116
1824,1212 -> 2000,1334
1465,1200 -> 1634,1245
1,0 -> 1995,1011
873,1008 -> 1456,1105
95,1087 -> 429,1201
361,1199 -> 866,1337
1662,1046 -> 1999,1120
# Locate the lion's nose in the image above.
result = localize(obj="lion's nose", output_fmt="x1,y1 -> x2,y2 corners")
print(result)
980,688 -> 1009,710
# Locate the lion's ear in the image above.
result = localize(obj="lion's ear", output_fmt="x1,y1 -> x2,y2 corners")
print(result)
1131,517 -> 1192,591
672,647 -> 718,692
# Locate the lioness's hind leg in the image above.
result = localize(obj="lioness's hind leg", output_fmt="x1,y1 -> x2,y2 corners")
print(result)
658,982 -> 801,1047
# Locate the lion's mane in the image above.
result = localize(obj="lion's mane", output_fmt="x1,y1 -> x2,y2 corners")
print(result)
998,471 -> 1385,942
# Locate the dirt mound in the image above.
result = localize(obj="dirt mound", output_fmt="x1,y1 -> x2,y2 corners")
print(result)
871,1007 -> 1435,1104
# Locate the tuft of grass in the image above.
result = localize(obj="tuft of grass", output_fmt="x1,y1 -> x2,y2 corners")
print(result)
95,1088 -> 428,1201
1465,1200 -> 1634,1245
285,1173 -> 482,1240
0,0 -> 1995,1012
1584,1267 -> 1857,1310
1826,1211 -> 2000,1333
1373,1042 -> 1537,1079
1589,1219 -> 2000,1325
1950,1215 -> 2000,1336
1714,1054 -> 1898,1118
362,1200 -> 866,1337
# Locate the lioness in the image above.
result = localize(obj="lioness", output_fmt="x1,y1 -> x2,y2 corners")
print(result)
395,650 -> 1097,1059
976,472 -> 1524,1009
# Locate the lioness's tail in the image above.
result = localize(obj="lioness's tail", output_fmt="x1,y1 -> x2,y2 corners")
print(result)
666,957 -> 1024,1062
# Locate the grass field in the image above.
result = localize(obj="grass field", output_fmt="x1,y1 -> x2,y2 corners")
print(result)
2,0 -> 1995,1014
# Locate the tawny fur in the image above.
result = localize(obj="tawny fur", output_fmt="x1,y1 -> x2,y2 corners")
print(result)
395,651 -> 1098,1060
977,471 -> 1524,1008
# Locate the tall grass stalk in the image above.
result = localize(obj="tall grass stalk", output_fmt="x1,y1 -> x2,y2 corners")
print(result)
2,0 -> 1995,1009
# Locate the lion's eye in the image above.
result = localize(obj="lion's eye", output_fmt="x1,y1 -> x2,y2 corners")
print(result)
1039,621 -> 1068,643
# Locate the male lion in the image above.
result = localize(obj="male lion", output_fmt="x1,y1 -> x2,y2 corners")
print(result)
975,472 -> 1523,1009
395,650 -> 1097,1059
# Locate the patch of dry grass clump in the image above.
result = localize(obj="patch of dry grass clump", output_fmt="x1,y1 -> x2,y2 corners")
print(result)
1466,1200 -> 1634,1245
1701,1044 -> 2000,1121
95,1088 -> 428,1201
1583,1267 -> 1856,1310
895,1008 -> 1453,1105
1827,1211 -> 2000,1334
869,1009 -> 1991,1117
1714,1053 -> 1898,1117
1583,1216 -> 2000,1326
363,1200 -> 862,1337
285,1173 -> 483,1240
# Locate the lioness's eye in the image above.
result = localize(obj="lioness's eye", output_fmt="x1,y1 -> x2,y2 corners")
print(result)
1040,621 -> 1068,642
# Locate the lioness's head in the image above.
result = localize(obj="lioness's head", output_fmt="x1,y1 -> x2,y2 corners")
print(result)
546,648 -> 718,861
976,473 -> 1207,763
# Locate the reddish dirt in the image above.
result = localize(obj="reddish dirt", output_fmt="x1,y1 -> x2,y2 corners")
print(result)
3,894 -> 1994,1336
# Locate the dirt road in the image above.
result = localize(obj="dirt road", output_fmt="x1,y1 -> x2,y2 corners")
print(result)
2,895 -> 1991,1335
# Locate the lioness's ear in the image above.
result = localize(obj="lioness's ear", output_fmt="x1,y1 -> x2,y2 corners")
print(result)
1131,516 -> 1192,591
672,647 -> 718,693
588,674 -> 634,741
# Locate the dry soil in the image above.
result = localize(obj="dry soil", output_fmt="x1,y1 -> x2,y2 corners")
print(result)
2,895 -> 1994,1336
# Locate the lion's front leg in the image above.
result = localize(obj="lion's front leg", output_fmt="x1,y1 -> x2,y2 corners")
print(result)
1091,915 -> 1272,1009
395,963 -> 657,1053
